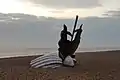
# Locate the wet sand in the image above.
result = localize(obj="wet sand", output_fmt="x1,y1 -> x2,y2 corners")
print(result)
0,50 -> 120,80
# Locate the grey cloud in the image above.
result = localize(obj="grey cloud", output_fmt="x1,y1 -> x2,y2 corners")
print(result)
27,0 -> 101,9
103,9 -> 120,18
49,10 -> 65,13
0,13 -> 120,49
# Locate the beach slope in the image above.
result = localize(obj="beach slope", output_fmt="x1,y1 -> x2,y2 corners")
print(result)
0,50 -> 120,80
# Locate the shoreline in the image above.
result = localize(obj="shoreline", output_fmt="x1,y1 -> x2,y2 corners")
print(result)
0,49 -> 119,59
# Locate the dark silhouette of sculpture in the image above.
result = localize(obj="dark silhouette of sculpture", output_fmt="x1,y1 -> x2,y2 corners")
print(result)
58,24 -> 73,45
58,15 -> 83,62
58,24 -> 73,61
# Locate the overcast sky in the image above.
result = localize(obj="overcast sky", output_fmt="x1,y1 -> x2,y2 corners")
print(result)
0,0 -> 120,18
0,0 -> 120,50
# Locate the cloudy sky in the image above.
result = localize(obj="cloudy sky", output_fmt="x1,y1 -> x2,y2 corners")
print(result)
0,0 -> 120,50
0,0 -> 120,18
